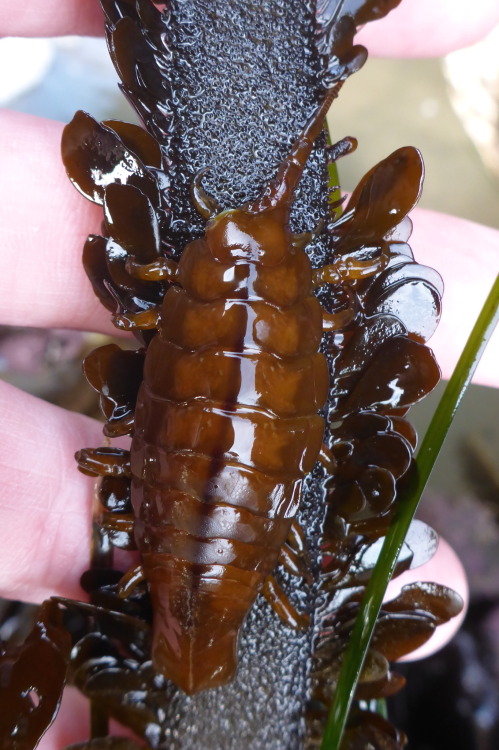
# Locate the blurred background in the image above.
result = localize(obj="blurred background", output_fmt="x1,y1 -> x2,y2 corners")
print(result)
0,23 -> 498,750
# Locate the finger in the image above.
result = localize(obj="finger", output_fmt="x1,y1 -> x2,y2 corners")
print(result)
0,380 -> 117,603
37,688 -> 90,750
410,208 -> 499,389
0,109 -> 117,335
357,0 -> 499,58
0,0 -> 104,37
3,0 -> 498,54
39,688 -> 139,750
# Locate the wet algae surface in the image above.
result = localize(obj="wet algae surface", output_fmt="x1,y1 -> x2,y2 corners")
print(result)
3,1 -> 461,748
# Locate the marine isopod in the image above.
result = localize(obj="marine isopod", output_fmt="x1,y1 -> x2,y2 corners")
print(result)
65,70 -> 395,694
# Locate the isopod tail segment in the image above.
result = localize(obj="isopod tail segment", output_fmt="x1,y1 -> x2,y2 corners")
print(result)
114,547 -> 312,631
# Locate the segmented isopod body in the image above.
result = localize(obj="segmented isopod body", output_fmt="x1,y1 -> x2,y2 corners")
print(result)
127,88 -> 342,694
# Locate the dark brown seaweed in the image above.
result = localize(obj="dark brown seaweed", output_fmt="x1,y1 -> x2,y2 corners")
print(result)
1,1 -> 464,749
0,601 -> 70,749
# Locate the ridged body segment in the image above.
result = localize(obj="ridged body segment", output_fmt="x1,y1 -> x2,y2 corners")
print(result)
131,219 -> 328,693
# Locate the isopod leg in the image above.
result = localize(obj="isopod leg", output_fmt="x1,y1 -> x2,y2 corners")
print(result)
125,255 -> 179,282
104,414 -> 135,438
262,576 -> 310,630
117,563 -> 146,598
318,443 -> 337,472
77,449 -> 135,548
112,305 -> 161,331
313,247 -> 390,287
191,168 -> 222,219
322,307 -> 356,332
76,447 -> 131,478
278,520 -> 312,583
279,544 -> 312,584
293,218 -> 324,251
287,519 -> 307,555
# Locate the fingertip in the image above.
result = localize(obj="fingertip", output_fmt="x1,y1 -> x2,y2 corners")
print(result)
0,2 -> 105,38
0,382 -> 105,603
357,0 -> 499,58
0,109 -> 118,335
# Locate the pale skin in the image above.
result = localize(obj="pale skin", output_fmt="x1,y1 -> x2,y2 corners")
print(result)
0,1 -> 498,746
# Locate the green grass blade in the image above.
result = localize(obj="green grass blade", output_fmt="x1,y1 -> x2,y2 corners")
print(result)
320,274 -> 499,750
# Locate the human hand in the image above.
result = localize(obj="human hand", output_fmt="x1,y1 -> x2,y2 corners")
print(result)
0,1 -> 498,748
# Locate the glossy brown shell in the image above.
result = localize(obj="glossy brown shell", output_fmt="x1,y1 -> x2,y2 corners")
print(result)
132,216 -> 328,692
